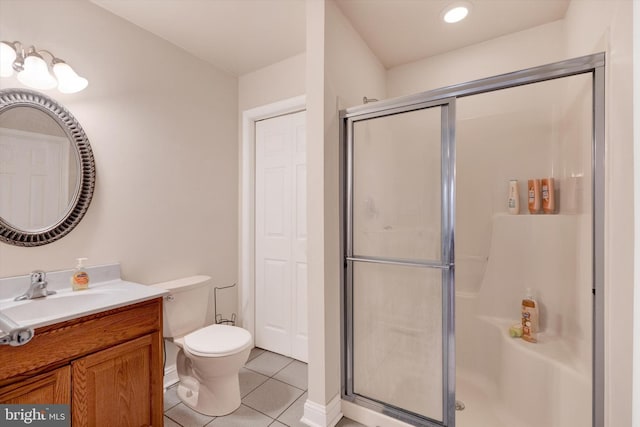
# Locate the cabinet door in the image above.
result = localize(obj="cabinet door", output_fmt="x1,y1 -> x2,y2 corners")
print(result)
0,365 -> 70,404
72,332 -> 163,427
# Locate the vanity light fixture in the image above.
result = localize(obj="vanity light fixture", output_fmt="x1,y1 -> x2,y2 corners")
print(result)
0,42 -> 17,77
0,41 -> 88,94
17,47 -> 58,90
442,1 -> 472,24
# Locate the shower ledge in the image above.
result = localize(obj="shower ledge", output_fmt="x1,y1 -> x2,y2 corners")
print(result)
478,315 -> 590,377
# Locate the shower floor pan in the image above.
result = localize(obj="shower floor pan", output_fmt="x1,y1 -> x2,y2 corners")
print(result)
455,374 -> 519,427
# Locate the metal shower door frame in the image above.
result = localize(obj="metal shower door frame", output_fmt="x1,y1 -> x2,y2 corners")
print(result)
340,52 -> 605,427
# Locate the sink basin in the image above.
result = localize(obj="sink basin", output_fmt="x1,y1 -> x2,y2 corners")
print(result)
1,289 -> 119,324
0,280 -> 168,331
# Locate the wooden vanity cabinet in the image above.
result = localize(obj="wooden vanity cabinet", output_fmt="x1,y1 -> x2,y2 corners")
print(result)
0,298 -> 163,426
72,333 -> 160,426
0,365 -> 70,405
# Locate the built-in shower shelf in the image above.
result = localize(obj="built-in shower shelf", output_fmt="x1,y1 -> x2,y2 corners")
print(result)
479,315 -> 590,377
496,212 -> 585,218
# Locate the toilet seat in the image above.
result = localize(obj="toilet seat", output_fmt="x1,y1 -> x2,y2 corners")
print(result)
183,324 -> 252,358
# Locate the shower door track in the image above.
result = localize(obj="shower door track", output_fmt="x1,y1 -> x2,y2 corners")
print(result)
340,52 -> 605,427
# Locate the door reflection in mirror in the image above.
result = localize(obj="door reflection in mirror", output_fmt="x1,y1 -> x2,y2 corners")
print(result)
0,106 -> 79,231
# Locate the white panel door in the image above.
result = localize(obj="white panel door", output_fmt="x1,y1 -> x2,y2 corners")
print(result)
255,110 -> 307,362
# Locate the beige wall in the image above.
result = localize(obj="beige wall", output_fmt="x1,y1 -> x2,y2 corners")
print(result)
320,0 -> 386,403
387,20 -> 566,98
634,1 -> 640,424
238,52 -> 306,112
0,1 -> 239,313
305,0 -> 386,418
305,0 -> 328,410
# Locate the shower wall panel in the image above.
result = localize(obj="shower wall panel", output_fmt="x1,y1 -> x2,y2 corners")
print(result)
454,73 -> 594,426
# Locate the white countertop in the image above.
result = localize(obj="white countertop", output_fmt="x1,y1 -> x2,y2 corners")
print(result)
0,264 -> 168,332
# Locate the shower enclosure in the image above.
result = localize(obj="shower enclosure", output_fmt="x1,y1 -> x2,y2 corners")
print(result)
341,54 -> 604,427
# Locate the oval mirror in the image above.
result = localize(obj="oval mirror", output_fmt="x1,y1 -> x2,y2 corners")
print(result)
0,89 -> 95,246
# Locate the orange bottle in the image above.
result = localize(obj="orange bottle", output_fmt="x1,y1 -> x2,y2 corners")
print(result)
521,288 -> 539,343
528,179 -> 541,214
542,178 -> 555,214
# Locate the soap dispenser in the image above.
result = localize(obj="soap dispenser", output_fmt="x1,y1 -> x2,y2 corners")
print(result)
71,258 -> 90,291
521,288 -> 539,343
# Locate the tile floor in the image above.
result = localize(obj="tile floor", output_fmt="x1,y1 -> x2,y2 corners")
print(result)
164,347 -> 365,427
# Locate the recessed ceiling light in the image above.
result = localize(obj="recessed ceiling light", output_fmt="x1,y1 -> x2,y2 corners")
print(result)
442,2 -> 472,24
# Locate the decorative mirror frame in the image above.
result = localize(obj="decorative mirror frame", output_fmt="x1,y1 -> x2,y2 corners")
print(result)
0,88 -> 95,246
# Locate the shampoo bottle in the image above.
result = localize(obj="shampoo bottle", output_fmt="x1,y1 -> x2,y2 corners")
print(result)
71,258 -> 90,291
542,178 -> 556,214
521,288 -> 539,343
507,180 -> 520,214
528,179 -> 541,214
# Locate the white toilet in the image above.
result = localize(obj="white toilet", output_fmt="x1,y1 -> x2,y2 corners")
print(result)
154,275 -> 252,416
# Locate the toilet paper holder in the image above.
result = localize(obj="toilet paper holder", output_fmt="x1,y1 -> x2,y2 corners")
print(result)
214,283 -> 237,326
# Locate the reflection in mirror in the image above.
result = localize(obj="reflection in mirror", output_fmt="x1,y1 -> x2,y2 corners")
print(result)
0,89 -> 95,246
0,106 -> 80,231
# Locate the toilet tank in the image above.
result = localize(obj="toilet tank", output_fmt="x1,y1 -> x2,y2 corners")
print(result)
152,275 -> 212,339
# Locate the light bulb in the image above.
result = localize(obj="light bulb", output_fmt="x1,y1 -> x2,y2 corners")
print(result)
53,61 -> 88,93
0,42 -> 17,77
442,2 -> 472,24
17,50 -> 57,90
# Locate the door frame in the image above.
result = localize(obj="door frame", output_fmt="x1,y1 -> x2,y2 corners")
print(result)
239,95 -> 306,345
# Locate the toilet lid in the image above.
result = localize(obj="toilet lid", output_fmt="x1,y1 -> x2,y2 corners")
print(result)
184,324 -> 252,357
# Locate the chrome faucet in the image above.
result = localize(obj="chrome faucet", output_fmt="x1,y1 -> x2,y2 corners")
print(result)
14,270 -> 56,301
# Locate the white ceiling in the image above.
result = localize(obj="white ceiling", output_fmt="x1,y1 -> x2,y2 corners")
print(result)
335,0 -> 570,68
91,0 -> 570,76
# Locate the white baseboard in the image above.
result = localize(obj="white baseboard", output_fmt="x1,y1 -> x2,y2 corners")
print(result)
301,394 -> 343,427
163,365 -> 179,390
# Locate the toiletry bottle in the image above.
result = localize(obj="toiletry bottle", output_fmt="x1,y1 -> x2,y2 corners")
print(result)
507,179 -> 520,214
71,258 -> 90,291
521,288 -> 539,343
542,178 -> 556,214
528,179 -> 541,214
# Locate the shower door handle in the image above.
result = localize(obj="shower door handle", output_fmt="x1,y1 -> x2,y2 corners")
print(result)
346,256 -> 452,270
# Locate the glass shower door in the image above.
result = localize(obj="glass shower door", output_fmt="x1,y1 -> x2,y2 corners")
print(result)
344,100 -> 455,427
